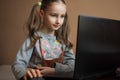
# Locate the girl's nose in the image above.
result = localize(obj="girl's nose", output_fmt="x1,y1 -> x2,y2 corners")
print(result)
56,17 -> 61,24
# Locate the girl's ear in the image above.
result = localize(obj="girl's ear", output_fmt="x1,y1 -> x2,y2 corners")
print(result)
40,10 -> 44,17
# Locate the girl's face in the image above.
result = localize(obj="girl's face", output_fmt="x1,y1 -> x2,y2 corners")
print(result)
41,2 -> 66,33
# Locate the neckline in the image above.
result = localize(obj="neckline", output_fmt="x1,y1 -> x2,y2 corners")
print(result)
37,31 -> 56,41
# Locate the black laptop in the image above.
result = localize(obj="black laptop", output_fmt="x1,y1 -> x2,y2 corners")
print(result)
73,15 -> 120,80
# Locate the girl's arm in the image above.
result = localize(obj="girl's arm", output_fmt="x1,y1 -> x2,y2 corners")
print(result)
11,38 -> 33,80
54,46 -> 75,77
34,48 -> 75,77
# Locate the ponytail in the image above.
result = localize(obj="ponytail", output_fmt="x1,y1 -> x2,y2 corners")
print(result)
26,2 -> 42,47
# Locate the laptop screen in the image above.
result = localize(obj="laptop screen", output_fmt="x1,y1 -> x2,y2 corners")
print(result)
74,15 -> 120,80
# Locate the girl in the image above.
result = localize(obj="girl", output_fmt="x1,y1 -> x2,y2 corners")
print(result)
11,0 -> 75,80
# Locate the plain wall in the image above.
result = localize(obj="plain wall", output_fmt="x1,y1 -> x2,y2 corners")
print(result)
0,0 -> 120,65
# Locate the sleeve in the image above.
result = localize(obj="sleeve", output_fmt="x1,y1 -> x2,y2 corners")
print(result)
55,46 -> 75,77
11,37 -> 34,80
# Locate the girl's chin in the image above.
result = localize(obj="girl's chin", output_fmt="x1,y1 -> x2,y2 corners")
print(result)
52,27 -> 60,30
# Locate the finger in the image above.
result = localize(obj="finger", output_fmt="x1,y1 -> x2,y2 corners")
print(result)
117,68 -> 120,71
35,66 -> 41,69
38,67 -> 47,70
23,75 -> 27,80
36,69 -> 43,77
40,68 -> 48,75
30,69 -> 37,77
116,68 -> 120,73
27,70 -> 33,78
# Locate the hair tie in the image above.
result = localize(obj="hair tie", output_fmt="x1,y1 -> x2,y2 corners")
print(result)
38,2 -> 42,6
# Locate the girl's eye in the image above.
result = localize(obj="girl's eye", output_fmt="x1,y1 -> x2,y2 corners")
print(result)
50,13 -> 65,18
50,14 -> 57,17
61,15 -> 65,18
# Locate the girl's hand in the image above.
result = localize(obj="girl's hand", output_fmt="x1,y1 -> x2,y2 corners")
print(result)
25,68 -> 43,78
116,68 -> 120,77
36,66 -> 55,76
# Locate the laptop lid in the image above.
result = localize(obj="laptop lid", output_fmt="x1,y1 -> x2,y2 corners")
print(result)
74,15 -> 120,80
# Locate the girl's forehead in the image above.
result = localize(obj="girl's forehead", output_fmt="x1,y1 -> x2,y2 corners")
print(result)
45,2 -> 66,13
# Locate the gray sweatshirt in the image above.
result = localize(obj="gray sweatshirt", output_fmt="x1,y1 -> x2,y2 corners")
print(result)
11,31 -> 75,80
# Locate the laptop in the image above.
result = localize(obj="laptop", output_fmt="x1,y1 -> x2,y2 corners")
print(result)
73,15 -> 120,80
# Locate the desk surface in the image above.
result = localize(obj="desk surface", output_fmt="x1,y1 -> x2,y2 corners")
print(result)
97,76 -> 120,80
44,76 -> 120,80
